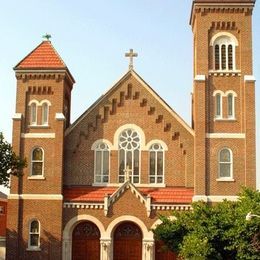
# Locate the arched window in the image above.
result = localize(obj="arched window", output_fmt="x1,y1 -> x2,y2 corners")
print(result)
218,148 -> 233,179
30,102 -> 37,125
31,148 -> 44,176
29,219 -> 40,248
149,143 -> 164,184
227,93 -> 234,118
42,102 -> 49,125
215,93 -> 222,118
94,142 -> 109,184
118,129 -> 140,183
212,33 -> 237,71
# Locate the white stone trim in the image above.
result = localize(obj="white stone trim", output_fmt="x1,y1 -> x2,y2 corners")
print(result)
55,113 -> 66,121
91,139 -> 113,150
244,75 -> 256,82
194,75 -> 206,81
193,195 -> 238,202
21,133 -> 55,138
12,113 -> 22,120
8,194 -> 63,200
145,139 -> 168,151
151,204 -> 192,211
206,133 -> 245,139
27,176 -> 46,180
113,124 -> 146,150
105,215 -> 153,240
63,202 -> 104,209
210,32 -> 238,46
216,178 -> 235,182
107,183 -> 166,188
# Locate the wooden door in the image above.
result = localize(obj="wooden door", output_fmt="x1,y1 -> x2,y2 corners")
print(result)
72,221 -> 100,260
114,221 -> 142,260
155,240 -> 177,260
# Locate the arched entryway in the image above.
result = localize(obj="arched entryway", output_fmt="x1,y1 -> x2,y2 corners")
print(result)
72,221 -> 100,260
155,240 -> 177,260
113,221 -> 142,260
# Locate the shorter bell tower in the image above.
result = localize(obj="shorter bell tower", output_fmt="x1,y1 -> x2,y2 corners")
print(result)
7,36 -> 75,259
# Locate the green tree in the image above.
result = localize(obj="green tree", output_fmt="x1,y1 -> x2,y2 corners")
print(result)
0,132 -> 26,187
153,188 -> 260,260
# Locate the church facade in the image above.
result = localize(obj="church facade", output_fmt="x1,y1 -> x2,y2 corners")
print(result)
6,0 -> 256,259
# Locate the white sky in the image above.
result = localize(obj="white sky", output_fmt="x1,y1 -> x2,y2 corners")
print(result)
0,0 -> 259,193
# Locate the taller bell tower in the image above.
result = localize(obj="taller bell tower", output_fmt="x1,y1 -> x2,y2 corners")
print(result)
7,38 -> 75,259
191,0 -> 256,200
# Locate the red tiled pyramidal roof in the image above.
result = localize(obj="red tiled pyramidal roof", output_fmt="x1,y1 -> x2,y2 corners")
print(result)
63,186 -> 194,204
14,40 -> 66,69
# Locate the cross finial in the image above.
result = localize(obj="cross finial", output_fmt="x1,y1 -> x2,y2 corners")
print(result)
42,33 -> 51,41
123,165 -> 132,182
125,49 -> 138,70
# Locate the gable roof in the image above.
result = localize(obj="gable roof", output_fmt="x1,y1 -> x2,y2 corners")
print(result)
66,69 -> 194,136
14,40 -> 67,69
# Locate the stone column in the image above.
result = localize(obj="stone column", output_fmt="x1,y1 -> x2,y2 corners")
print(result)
100,239 -> 112,260
143,240 -> 154,260
62,238 -> 71,260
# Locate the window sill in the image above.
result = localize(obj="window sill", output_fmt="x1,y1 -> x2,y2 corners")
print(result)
28,176 -> 46,180
26,247 -> 41,251
106,183 -> 166,188
29,125 -> 50,129
209,70 -> 241,76
92,183 -> 109,187
214,118 -> 237,122
216,178 -> 235,182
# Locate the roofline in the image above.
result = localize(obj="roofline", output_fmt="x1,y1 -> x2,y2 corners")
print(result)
14,68 -> 75,84
189,0 -> 255,25
65,69 -> 194,136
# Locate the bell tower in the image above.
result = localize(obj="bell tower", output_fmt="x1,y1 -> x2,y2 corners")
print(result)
7,37 -> 75,259
191,0 -> 256,201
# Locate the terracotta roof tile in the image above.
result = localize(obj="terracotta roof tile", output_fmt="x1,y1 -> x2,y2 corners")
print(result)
63,186 -> 194,204
15,40 -> 66,69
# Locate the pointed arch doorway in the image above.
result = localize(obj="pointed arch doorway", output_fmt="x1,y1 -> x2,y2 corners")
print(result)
72,221 -> 100,260
113,221 -> 142,260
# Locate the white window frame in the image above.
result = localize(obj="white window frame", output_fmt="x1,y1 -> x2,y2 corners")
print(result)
217,148 -> 233,181
28,100 -> 39,126
39,100 -> 51,126
225,91 -> 237,119
149,143 -> 165,184
93,142 -> 110,185
30,147 -> 44,178
213,90 -> 224,119
211,32 -> 238,72
118,128 -> 141,184
28,219 -> 40,250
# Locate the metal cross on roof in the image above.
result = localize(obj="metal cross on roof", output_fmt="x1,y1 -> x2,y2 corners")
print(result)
42,33 -> 51,41
125,49 -> 138,70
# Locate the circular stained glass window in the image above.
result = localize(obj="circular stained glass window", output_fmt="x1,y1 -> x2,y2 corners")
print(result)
119,129 -> 140,151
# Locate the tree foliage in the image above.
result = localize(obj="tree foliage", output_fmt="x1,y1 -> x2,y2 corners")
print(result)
153,188 -> 260,260
0,132 -> 26,187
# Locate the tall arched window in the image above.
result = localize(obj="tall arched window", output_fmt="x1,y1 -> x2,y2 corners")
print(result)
118,129 -> 140,183
42,102 -> 49,125
227,93 -> 234,118
94,142 -> 109,184
29,219 -> 40,248
218,148 -> 233,179
215,93 -> 222,118
212,33 -> 237,71
149,143 -> 164,184
31,148 -> 44,176
30,102 -> 37,125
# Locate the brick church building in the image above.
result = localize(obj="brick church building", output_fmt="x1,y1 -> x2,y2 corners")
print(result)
6,0 -> 256,259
